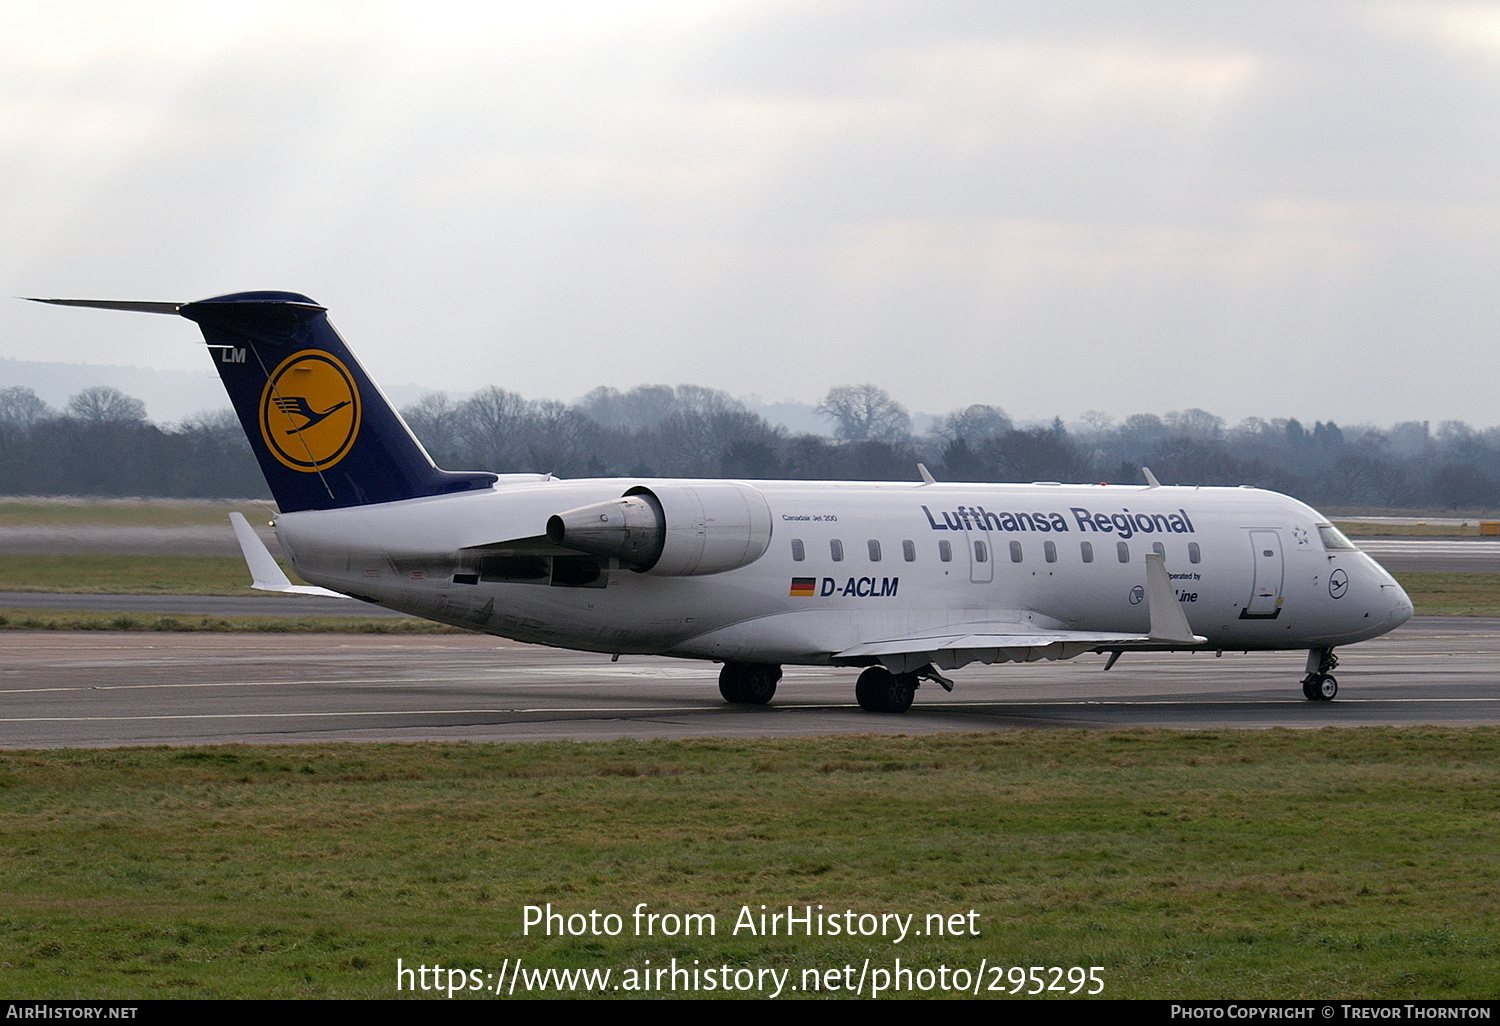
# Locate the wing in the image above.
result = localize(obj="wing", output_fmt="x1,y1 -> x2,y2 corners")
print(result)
836,553 -> 1205,673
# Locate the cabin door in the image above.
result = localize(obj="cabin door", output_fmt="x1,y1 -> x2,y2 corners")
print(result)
1242,529 -> 1284,619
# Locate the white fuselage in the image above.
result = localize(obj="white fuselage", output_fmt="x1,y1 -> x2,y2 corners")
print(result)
270,477 -> 1413,670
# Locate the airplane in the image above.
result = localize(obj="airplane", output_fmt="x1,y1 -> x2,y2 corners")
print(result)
29,291 -> 1414,712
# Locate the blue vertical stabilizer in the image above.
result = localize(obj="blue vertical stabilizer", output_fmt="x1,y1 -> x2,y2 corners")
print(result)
29,291 -> 497,512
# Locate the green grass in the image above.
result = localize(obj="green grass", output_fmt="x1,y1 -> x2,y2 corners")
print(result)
1391,572 -> 1500,616
0,730 -> 1495,999
0,554 -> 265,595
0,498 -> 273,528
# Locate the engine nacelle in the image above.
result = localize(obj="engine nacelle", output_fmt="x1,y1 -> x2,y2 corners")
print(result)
546,481 -> 773,576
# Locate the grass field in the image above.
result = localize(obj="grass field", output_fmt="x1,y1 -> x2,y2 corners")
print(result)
1,730 -> 1495,999
0,498 -> 271,528
0,554 -> 267,595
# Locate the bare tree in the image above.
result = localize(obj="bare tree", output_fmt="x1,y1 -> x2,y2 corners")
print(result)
0,386 -> 50,427
934,403 -> 1011,444
816,384 -> 910,442
401,392 -> 465,465
458,387 -> 531,470
66,386 -> 146,423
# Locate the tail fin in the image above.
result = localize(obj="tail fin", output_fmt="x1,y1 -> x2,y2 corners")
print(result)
30,291 -> 496,512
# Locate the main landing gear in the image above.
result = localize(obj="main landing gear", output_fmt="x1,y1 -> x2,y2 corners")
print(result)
1302,647 -> 1339,701
718,662 -> 781,705
855,667 -> 917,713
854,665 -> 953,713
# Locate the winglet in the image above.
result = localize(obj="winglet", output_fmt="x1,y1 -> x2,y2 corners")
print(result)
229,512 -> 347,597
917,463 -> 936,485
1145,552 -> 1204,644
1142,466 -> 1162,488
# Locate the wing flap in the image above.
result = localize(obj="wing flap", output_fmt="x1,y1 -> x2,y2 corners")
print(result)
836,627 -> 1150,659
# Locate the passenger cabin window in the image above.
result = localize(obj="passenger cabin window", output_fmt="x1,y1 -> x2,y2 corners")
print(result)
902,539 -> 916,562
791,539 -> 805,562
830,539 -> 844,562
1152,542 -> 1166,558
868,540 -> 881,561
1010,541 -> 1023,563
1117,541 -> 1130,563
1081,541 -> 1093,563
939,540 -> 952,562
1188,542 -> 1202,564
973,540 -> 988,563
1044,540 -> 1057,563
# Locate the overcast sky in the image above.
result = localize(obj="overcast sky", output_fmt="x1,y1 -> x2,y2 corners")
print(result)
6,1 -> 1500,428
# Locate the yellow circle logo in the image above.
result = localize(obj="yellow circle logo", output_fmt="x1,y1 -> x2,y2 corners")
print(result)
258,350 -> 361,472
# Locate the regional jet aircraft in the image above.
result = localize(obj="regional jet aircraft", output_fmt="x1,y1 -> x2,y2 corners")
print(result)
30,293 -> 1413,711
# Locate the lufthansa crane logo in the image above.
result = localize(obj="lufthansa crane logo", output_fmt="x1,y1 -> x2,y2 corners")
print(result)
258,350 -> 361,472
1329,568 -> 1349,599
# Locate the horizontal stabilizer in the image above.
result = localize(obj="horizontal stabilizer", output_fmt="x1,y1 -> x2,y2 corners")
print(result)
229,512 -> 346,597
24,298 -> 185,315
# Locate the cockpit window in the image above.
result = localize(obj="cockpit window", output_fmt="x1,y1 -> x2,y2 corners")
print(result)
1317,525 -> 1357,550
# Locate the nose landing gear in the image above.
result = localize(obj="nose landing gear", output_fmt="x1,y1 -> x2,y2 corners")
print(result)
1301,648 -> 1339,701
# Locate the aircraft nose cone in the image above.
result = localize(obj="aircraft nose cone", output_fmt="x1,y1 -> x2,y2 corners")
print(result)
1387,582 -> 1415,626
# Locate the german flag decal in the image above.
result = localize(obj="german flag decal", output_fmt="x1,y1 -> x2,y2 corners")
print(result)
789,577 -> 817,597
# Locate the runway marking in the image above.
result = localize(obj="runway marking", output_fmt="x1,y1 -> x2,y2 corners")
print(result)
5,696 -> 1496,724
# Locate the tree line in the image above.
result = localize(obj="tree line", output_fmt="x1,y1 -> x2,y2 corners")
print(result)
1,382 -> 1496,511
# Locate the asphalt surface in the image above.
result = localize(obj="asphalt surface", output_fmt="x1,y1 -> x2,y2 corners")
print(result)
1,616 -> 1495,747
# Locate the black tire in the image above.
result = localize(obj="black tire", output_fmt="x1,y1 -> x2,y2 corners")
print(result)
855,667 -> 891,711
740,664 -> 780,705
720,662 -> 780,705
855,667 -> 915,713
1316,674 -> 1338,701
1302,673 -> 1338,701
718,663 -> 745,703
886,673 -> 916,713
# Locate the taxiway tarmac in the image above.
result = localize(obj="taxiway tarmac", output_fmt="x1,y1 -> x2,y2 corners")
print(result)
1,617 -> 1495,747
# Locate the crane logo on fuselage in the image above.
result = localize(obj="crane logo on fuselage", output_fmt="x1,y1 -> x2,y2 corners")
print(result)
258,350 -> 362,472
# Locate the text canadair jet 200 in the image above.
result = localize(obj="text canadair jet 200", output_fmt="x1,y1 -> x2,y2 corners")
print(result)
31,292 -> 1414,711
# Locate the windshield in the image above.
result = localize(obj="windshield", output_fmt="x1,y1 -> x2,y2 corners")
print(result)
1317,524 -> 1358,550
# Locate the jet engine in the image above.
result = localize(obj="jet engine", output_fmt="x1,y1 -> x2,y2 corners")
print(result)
546,481 -> 773,576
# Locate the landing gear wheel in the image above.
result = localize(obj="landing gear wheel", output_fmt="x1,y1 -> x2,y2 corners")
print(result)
1301,673 -> 1338,701
1315,673 -> 1337,701
718,662 -> 780,705
855,667 -> 917,713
